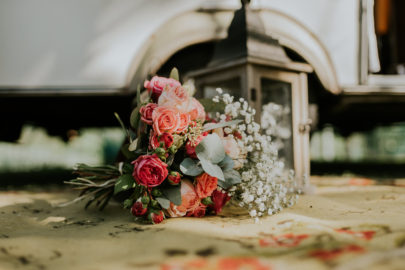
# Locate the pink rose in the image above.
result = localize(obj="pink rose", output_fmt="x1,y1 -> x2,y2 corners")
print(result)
140,103 -> 157,125
166,180 -> 200,217
195,173 -> 218,198
210,190 -> 231,214
152,106 -> 180,135
222,136 -> 240,159
148,210 -> 165,224
158,85 -> 191,113
144,76 -> 181,101
131,154 -> 168,187
188,98 -> 206,121
131,200 -> 147,216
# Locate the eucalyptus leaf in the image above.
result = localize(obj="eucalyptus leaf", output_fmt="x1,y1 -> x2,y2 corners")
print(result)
169,67 -> 179,81
156,197 -> 170,209
200,157 -> 224,180
114,174 -> 135,195
218,169 -> 241,189
218,154 -> 234,171
180,158 -> 203,176
202,120 -> 242,132
196,133 -> 225,164
128,138 -> 138,151
162,184 -> 182,206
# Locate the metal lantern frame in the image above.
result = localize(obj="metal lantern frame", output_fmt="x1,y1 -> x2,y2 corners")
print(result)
186,2 -> 313,186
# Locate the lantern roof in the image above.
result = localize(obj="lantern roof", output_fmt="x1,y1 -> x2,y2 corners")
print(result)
208,0 -> 291,68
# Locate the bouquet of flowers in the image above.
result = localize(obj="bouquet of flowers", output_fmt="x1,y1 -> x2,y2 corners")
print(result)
66,68 -> 299,224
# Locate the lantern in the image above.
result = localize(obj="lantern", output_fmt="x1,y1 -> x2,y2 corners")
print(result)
186,1 -> 313,189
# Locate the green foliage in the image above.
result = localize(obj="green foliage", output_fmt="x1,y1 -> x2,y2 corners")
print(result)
156,197 -> 170,209
199,98 -> 225,113
219,169 -> 241,189
161,183 -> 182,206
199,157 -> 224,180
196,133 -> 225,164
123,199 -> 133,209
169,67 -> 180,81
180,158 -> 204,176
114,174 -> 135,195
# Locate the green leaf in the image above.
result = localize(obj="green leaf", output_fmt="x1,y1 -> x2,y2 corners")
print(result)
199,157 -> 224,180
218,169 -> 241,189
199,99 -> 226,113
128,138 -> 138,151
114,174 -> 135,195
114,112 -> 130,139
180,158 -> 203,176
169,67 -> 179,81
136,84 -> 141,105
202,120 -> 242,132
218,154 -> 234,171
120,144 -> 137,159
162,184 -> 182,206
156,197 -> 170,209
129,105 -> 141,129
196,133 -> 225,164
123,199 -> 133,209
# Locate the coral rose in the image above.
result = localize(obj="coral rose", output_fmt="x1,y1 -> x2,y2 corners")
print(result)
139,103 -> 157,125
166,180 -> 200,217
152,106 -> 180,135
195,173 -> 218,198
177,113 -> 190,133
144,76 -> 181,101
210,190 -> 231,214
186,203 -> 207,217
188,98 -> 206,121
131,154 -> 168,188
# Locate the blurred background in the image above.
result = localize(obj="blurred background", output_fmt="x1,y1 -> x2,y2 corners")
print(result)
1,0 -> 405,186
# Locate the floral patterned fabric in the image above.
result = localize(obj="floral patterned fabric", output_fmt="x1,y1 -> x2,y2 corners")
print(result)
0,178 -> 404,270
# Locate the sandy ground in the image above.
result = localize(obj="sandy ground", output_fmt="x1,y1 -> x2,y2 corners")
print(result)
1,181 -> 405,270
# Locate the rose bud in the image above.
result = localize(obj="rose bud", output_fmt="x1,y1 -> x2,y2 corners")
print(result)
154,147 -> 166,156
131,201 -> 147,216
148,210 -> 165,224
160,133 -> 174,148
152,189 -> 163,197
168,171 -> 181,185
210,190 -> 231,214
144,76 -> 181,102
141,196 -> 150,205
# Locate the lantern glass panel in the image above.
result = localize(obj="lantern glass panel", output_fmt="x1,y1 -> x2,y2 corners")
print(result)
202,77 -> 242,99
260,78 -> 294,170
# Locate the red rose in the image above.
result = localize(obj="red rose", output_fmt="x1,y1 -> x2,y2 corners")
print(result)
131,154 -> 168,187
168,171 -> 181,185
195,173 -> 218,198
210,190 -> 231,214
144,76 -> 181,102
149,132 -> 173,150
131,201 -> 147,216
185,132 -> 208,159
148,210 -> 165,224
140,103 -> 157,125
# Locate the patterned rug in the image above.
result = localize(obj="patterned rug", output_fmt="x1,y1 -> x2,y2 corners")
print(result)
0,177 -> 404,270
